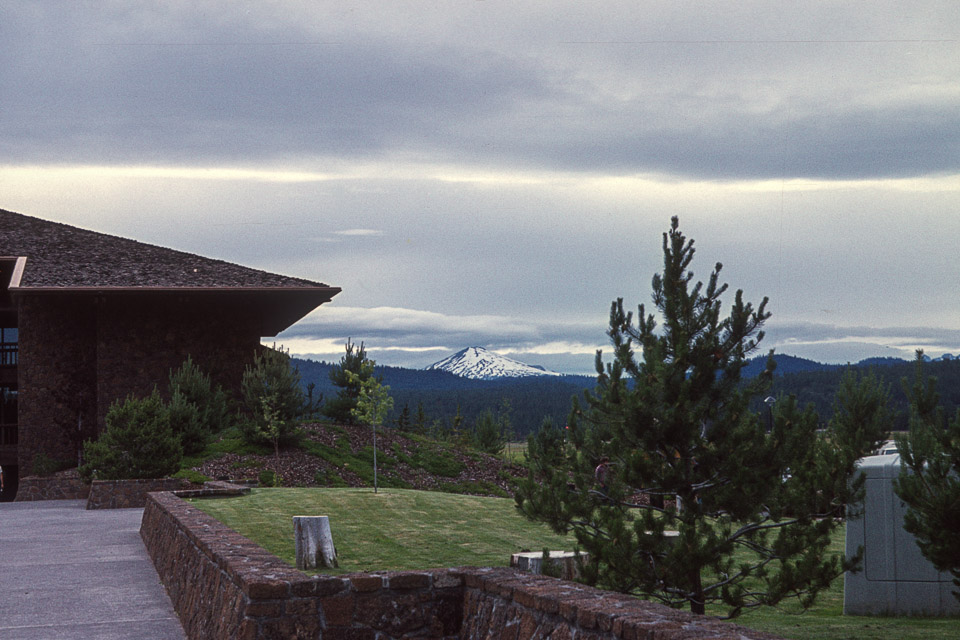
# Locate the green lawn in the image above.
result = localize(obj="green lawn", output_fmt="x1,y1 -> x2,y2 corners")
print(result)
724,535 -> 960,640
189,488 -> 959,640
189,487 -> 574,574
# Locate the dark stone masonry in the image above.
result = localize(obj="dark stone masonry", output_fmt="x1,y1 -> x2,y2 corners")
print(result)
1,207 -> 340,491
141,485 -> 785,640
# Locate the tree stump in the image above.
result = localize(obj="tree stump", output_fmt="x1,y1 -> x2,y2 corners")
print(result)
294,515 -> 338,569
510,551 -> 588,580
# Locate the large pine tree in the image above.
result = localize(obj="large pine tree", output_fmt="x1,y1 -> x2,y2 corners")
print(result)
894,353 -> 960,601
516,217 -> 880,617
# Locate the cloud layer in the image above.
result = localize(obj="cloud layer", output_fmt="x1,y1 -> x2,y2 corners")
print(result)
3,1 -> 959,372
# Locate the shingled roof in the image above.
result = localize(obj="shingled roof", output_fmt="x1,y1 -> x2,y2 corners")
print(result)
1,208 -> 340,334
1,208 -> 338,290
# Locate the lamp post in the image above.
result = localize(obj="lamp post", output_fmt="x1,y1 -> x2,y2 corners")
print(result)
764,396 -> 776,433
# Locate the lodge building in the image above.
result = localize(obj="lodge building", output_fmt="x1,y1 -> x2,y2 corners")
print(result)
0,208 -> 339,500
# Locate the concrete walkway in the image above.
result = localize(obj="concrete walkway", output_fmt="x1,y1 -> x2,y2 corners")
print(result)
0,500 -> 185,639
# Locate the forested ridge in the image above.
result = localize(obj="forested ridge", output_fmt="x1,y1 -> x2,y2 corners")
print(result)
292,354 -> 960,436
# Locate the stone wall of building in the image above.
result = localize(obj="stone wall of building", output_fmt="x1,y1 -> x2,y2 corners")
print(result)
141,487 -> 785,640
94,294 -> 261,428
16,295 -> 98,474
16,292 -> 263,474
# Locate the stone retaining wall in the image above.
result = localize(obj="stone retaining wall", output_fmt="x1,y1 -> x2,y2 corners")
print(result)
85,478 -> 196,509
460,568 -> 783,640
141,486 -> 462,639
141,487 -> 784,640
15,473 -> 90,501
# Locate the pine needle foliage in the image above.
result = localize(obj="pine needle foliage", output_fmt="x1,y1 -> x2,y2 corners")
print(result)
240,346 -> 307,447
894,352 -> 960,601
79,390 -> 183,481
168,355 -> 231,455
323,338 -> 373,424
516,217 -> 880,617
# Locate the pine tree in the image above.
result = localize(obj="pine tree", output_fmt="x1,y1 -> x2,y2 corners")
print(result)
516,217 -> 875,617
79,391 -> 183,481
240,346 -> 307,447
894,352 -> 960,601
396,403 -> 412,431
414,402 -> 427,435
168,355 -> 231,455
473,409 -> 505,455
323,339 -> 373,424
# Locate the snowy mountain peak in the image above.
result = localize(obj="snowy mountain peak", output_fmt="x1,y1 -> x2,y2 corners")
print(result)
425,346 -> 563,380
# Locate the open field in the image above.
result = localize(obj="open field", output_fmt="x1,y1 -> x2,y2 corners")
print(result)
190,488 -> 960,640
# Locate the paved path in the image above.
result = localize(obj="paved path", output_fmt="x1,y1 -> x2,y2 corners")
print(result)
0,500 -> 186,639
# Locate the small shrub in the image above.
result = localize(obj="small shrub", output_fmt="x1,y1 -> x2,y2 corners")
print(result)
31,452 -> 72,477
172,469 -> 210,484
314,468 -> 348,487
258,469 -> 279,487
79,391 -> 183,482
410,446 -> 464,477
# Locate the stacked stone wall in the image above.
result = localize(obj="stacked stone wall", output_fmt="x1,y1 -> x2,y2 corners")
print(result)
85,477 -> 195,509
460,568 -> 783,640
94,295 -> 260,428
141,486 -> 462,639
16,295 -> 98,474
15,473 -> 90,501
141,487 -> 784,640
16,293 -> 262,475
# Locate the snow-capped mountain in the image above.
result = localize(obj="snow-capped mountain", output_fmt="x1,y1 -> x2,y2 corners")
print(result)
425,347 -> 564,380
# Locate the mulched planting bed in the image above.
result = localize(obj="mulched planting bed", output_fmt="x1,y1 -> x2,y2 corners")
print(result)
192,421 -> 526,496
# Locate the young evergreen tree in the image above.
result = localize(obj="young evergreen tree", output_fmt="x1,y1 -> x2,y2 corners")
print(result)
168,355 -> 231,454
414,402 -> 427,435
240,346 -> 307,447
516,217 -> 875,617
79,391 -> 183,481
473,409 -> 505,455
894,352 -> 960,601
166,390 -> 205,456
323,339 -> 373,424
395,403 -> 412,431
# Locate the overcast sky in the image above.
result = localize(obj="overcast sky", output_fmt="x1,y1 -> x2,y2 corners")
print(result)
3,2 -> 958,374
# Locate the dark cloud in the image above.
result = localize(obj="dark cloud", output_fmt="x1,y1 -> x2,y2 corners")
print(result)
3,3 -> 957,179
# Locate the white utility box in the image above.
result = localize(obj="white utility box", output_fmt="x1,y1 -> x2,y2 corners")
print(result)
844,453 -> 959,616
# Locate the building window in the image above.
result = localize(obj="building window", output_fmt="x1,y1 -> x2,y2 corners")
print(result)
0,387 -> 15,444
0,327 -> 16,366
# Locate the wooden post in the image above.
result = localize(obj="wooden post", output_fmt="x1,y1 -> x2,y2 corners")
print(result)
294,516 -> 338,570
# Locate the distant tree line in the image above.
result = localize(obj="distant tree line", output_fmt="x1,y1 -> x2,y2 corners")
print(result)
292,355 -> 593,439
757,357 -> 960,430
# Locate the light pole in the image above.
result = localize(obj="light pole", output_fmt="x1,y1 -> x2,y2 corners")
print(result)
764,396 -> 776,433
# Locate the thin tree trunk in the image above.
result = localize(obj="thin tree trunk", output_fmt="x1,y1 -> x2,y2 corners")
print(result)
690,569 -> 705,615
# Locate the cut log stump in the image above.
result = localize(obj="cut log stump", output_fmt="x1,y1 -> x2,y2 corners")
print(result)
510,551 -> 588,580
294,515 -> 338,570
